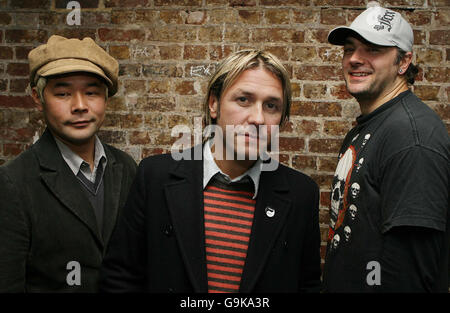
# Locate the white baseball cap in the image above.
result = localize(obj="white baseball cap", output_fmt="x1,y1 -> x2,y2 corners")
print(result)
328,6 -> 414,52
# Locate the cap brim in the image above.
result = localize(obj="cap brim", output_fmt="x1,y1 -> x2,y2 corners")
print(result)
328,26 -> 396,47
35,59 -> 114,96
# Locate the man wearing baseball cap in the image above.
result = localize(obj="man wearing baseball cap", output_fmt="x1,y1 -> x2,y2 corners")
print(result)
0,35 -> 137,292
322,5 -> 449,292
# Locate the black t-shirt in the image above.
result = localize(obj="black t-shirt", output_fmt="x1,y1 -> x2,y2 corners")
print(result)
323,90 -> 449,292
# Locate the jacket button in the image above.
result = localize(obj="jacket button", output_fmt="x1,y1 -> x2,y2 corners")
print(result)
163,224 -> 173,236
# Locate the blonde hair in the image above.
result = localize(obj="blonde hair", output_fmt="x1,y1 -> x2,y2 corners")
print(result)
203,49 -> 291,127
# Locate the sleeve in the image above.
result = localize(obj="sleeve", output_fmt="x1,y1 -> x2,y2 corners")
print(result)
299,181 -> 322,293
99,161 -> 148,292
0,169 -> 29,292
378,226 -> 446,292
379,145 -> 448,233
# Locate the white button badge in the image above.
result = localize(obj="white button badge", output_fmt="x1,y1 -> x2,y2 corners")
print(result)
265,206 -> 275,218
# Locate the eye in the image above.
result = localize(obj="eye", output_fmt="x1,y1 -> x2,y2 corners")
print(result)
343,46 -> 354,54
236,96 -> 248,103
55,92 -> 69,97
265,102 -> 280,112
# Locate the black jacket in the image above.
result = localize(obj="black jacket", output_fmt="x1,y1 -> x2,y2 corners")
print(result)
0,129 -> 137,292
100,148 -> 321,292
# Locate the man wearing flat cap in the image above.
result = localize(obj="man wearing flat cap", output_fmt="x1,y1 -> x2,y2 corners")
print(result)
0,35 -> 137,292
322,5 -> 449,292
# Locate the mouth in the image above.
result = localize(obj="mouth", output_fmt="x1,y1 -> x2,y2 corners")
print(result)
68,120 -> 93,127
349,71 -> 372,78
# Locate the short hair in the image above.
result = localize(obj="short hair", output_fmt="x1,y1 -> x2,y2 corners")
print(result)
203,49 -> 291,127
395,48 -> 419,85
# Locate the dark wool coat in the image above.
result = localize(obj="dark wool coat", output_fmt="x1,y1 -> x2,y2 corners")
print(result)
100,148 -> 321,293
0,129 -> 137,292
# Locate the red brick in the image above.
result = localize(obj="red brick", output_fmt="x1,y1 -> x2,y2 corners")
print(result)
186,11 -> 206,25
175,80 -> 197,95
5,29 -> 48,43
263,46 -> 289,61
15,46 -> 33,60
56,0 -> 99,8
9,79 -> 29,93
11,0 -> 50,8
230,0 -> 256,6
111,11 -> 135,25
323,120 -> 351,137
54,29 -> 97,40
279,137 -> 305,151
313,0 -> 365,5
430,30 -> 450,45
416,48 -> 443,65
320,191 -> 331,208
238,10 -> 261,25
209,45 -> 234,61
4,127 -> 36,142
0,79 -> 7,92
109,45 -> 130,60
264,9 -> 290,25
318,156 -> 338,172
97,130 -> 126,144
330,84 -> 352,100
252,28 -> 304,43
98,28 -> 145,41
142,64 -> 183,78
311,173 -> 334,188
293,9 -> 317,24
321,9 -> 346,25
292,154 -> 317,171
292,46 -> 317,62
135,96 -> 176,112
142,148 -> 166,159
425,67 -> 450,83
0,47 -> 13,59
0,96 -> 35,109
261,0 -> 309,5
105,0 -> 150,7
155,0 -> 202,5
303,83 -> 327,99
0,13 -> 12,25
3,143 -> 24,156
309,138 -> 342,154
413,85 -> 440,101
291,101 -> 342,117
294,65 -> 342,81
184,45 -> 208,60
129,131 -> 150,145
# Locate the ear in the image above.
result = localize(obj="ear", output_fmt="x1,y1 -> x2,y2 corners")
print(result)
398,51 -> 413,75
208,93 -> 219,119
31,87 -> 44,112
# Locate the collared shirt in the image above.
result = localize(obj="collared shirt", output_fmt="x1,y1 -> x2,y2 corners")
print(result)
203,139 -> 262,199
55,136 -> 107,183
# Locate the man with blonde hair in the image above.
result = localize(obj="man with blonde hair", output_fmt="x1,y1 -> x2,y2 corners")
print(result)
0,35 -> 137,292
100,50 -> 322,292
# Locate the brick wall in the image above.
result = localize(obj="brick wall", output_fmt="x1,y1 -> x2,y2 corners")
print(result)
0,0 -> 449,267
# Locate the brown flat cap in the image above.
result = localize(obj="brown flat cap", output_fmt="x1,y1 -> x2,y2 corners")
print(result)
28,35 -> 119,96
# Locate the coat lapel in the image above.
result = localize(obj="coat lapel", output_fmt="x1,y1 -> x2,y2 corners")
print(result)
101,146 -> 123,248
240,165 -> 291,292
164,152 -> 208,292
34,129 -> 103,248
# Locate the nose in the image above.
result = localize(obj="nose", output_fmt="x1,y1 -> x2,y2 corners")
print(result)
248,103 -> 265,125
71,92 -> 88,113
347,47 -> 365,67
